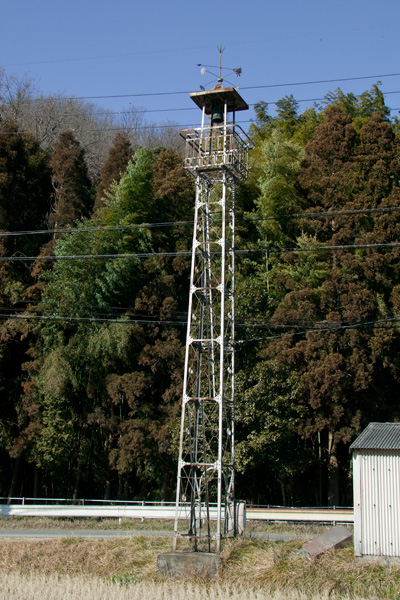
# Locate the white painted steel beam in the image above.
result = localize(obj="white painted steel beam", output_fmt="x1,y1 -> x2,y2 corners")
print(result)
246,507 -> 354,523
0,504 -> 354,523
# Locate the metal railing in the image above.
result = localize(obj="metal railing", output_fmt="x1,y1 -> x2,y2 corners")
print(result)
0,498 -> 354,524
181,124 -> 250,181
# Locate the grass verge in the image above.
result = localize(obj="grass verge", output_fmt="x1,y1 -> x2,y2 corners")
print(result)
0,533 -> 398,599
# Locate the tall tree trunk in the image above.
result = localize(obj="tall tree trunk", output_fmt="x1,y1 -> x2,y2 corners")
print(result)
280,480 -> 287,506
161,466 -> 170,504
33,465 -> 39,498
72,443 -> 84,501
8,456 -> 21,502
104,478 -> 111,500
327,431 -> 339,506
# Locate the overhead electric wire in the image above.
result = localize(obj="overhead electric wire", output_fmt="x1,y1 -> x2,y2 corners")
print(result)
0,301 -> 389,328
2,44 -> 214,68
2,310 -> 400,336
0,312 -> 188,326
13,89 -> 400,122
238,241 -> 400,256
0,305 -> 185,320
0,297 -> 190,317
0,251 -> 192,262
1,205 -> 399,239
14,70 -> 400,103
1,238 -> 400,263
243,206 -> 400,223
0,220 -> 194,237
3,99 -> 400,136
12,300 -> 398,331
240,72 -> 400,92
236,317 -> 400,344
236,317 -> 400,330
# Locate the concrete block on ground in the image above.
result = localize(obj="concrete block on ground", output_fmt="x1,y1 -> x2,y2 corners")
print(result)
157,552 -> 221,577
302,525 -> 353,558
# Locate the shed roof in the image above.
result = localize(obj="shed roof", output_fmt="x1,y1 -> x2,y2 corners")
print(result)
350,422 -> 400,451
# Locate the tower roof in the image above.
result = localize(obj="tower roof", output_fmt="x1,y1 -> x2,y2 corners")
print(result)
189,84 -> 249,114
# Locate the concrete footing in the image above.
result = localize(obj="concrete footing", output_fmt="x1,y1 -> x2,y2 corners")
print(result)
157,552 -> 221,577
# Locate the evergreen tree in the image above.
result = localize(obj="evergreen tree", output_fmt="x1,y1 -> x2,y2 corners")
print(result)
49,131 -> 93,229
0,118 -> 52,263
23,148 -> 193,499
236,106 -> 400,506
94,132 -> 133,213
0,120 -> 52,497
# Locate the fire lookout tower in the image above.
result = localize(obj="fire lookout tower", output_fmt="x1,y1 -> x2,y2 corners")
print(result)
173,79 -> 251,554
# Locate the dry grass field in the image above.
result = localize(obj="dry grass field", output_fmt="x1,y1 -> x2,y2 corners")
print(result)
0,526 -> 398,599
0,573 -> 375,600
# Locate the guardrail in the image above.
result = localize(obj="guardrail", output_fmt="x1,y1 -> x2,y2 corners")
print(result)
0,499 -> 354,524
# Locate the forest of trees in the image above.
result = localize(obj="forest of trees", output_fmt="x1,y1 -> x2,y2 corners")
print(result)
1,69 -> 400,506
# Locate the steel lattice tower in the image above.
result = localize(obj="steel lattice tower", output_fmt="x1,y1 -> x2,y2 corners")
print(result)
173,83 -> 250,553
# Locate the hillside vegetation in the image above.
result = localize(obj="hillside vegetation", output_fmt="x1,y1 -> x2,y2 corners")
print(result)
0,69 -> 399,507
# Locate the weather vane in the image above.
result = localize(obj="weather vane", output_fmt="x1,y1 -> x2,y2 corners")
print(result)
197,45 -> 242,91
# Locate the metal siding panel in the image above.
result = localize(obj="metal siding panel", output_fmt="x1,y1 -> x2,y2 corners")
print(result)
359,451 -> 400,557
360,453 -> 374,555
352,453 -> 362,556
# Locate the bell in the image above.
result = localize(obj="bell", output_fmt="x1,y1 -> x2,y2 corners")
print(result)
211,103 -> 224,124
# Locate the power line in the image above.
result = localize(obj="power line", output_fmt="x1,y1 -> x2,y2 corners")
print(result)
4,89 -> 400,127
244,206 -> 400,223
238,241 -> 400,256
1,238 -> 400,263
241,72 -> 400,92
0,297 -> 190,316
236,317 -> 400,330
9,299 -> 399,333
0,305 -> 185,320
69,89 -> 400,120
22,71 -> 400,102
0,122 -> 191,135
1,299 -> 397,329
1,206 -> 399,239
0,312 -> 187,326
2,310 -> 400,336
0,251 -> 192,262
237,317 -> 400,343
2,44 -> 212,68
0,220 -> 194,237
3,93 -> 400,137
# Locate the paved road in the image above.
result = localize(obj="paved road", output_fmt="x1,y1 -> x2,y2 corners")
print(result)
0,529 -> 312,540
0,529 -> 171,539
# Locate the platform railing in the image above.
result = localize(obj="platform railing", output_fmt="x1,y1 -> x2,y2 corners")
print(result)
181,125 -> 250,181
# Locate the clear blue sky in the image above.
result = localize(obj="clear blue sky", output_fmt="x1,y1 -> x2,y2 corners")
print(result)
2,0 -> 400,129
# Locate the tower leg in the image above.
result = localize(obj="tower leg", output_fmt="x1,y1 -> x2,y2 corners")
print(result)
174,172 -> 235,553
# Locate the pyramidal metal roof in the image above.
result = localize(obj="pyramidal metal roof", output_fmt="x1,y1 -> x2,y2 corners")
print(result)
350,422 -> 400,451
189,84 -> 249,114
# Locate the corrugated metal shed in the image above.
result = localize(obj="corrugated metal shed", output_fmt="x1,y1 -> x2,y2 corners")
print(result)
351,422 -> 400,559
350,422 -> 400,451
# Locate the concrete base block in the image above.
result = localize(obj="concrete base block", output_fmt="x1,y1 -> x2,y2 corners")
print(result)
302,525 -> 353,558
157,552 -> 221,577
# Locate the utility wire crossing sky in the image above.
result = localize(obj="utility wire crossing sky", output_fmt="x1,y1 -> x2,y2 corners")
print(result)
2,0 -> 400,124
